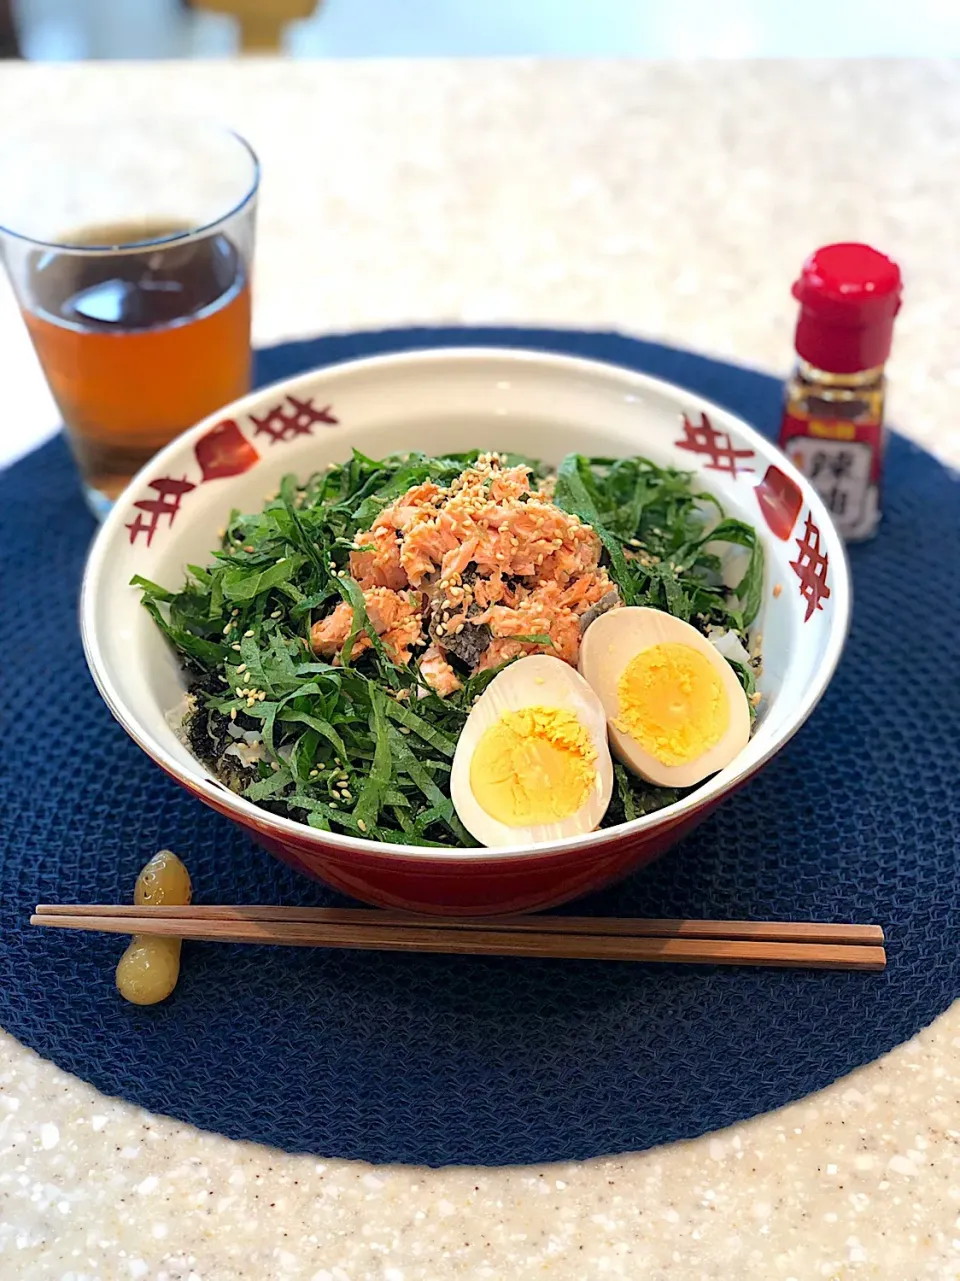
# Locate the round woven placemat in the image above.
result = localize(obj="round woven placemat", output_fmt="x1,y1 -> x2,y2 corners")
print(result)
1,326 -> 957,1167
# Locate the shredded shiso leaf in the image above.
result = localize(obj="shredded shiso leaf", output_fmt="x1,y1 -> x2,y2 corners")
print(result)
134,450 -> 763,846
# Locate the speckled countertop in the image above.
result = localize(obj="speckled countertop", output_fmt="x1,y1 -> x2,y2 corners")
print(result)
1,59 -> 958,1281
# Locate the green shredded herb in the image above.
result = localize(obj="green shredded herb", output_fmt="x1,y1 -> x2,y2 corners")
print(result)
135,449 -> 763,845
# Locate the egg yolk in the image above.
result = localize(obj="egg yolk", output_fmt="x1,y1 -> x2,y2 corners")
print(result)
615,642 -> 728,766
469,706 -> 597,827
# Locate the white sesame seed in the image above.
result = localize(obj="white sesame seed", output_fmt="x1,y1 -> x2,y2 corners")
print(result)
270,761 -> 280,771
231,609 -> 239,616
357,819 -> 367,832
237,664 -> 246,673
243,629 -> 254,638
231,642 -> 241,651
230,708 -> 237,721
330,801 -> 339,809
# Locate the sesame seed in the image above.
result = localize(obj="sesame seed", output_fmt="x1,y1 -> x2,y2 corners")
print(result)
309,769 -> 318,778
270,761 -> 279,771
330,801 -> 339,809
231,643 -> 241,651
237,664 -> 246,673
244,630 -> 254,638
222,623 -> 232,635
230,708 -> 237,721
244,545 -> 254,553
357,819 -> 367,832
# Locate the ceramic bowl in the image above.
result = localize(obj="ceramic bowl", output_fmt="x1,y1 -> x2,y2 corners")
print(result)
81,348 -> 849,914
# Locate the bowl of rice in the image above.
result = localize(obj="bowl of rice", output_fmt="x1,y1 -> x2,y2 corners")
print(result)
81,347 -> 850,914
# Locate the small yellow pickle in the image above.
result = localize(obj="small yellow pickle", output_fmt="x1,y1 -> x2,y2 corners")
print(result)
115,850 -> 192,1005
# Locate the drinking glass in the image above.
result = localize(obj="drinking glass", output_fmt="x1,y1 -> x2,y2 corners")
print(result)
0,117 -> 259,516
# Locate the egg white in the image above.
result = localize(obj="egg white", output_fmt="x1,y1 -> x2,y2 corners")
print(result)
578,607 -> 751,788
450,655 -> 614,847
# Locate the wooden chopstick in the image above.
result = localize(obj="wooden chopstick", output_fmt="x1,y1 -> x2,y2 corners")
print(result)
30,906 -> 886,971
33,904 -> 884,945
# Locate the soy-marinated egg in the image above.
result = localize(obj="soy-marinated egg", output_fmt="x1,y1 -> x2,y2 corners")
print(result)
450,655 -> 613,846
115,850 -> 192,1006
578,607 -> 751,789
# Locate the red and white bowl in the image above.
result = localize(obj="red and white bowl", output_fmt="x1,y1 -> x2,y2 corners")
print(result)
81,348 -> 849,914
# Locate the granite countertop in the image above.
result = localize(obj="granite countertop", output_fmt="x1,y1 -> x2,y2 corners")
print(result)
1,58 -> 958,1281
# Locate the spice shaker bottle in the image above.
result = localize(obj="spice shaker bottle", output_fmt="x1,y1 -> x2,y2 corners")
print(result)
779,243 -> 902,541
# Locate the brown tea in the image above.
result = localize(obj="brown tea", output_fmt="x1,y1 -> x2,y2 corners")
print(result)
23,221 -> 251,501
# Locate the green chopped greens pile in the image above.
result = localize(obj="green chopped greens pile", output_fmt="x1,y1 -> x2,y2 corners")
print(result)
134,449 -> 763,846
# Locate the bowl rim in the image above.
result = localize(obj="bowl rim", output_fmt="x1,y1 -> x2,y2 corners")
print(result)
81,344 -> 852,863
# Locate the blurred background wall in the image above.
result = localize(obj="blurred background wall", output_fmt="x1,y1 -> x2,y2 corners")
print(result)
5,0 -> 960,60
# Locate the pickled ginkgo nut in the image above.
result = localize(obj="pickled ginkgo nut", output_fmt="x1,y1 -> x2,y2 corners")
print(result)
116,850 -> 192,1006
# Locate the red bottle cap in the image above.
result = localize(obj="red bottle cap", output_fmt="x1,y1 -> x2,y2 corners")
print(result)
792,243 -> 902,374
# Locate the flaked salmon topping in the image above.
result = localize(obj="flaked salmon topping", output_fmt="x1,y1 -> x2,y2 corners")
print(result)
311,454 -> 617,692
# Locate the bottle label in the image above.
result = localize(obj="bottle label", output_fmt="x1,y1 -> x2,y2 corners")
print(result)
779,411 -> 883,540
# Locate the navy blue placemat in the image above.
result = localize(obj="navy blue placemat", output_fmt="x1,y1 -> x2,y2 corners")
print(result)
1,326 -> 958,1168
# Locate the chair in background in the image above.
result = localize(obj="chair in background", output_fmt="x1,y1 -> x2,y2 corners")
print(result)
191,0 -> 323,52
0,0 -> 21,56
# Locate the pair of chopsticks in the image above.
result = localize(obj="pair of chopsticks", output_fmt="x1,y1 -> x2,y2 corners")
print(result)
31,905 -> 886,971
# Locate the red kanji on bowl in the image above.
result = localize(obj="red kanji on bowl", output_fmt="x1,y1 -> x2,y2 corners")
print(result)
675,412 -> 754,477
195,419 -> 259,483
755,464 -> 803,540
790,512 -> 831,622
249,396 -> 338,444
126,476 -> 196,547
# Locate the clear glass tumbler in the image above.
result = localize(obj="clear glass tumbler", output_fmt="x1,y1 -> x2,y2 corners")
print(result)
0,117 -> 259,516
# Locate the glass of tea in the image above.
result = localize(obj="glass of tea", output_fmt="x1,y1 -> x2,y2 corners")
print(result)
0,118 -> 258,516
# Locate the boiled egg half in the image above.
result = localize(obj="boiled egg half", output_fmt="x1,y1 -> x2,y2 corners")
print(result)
451,655 -> 613,846
578,607 -> 751,788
